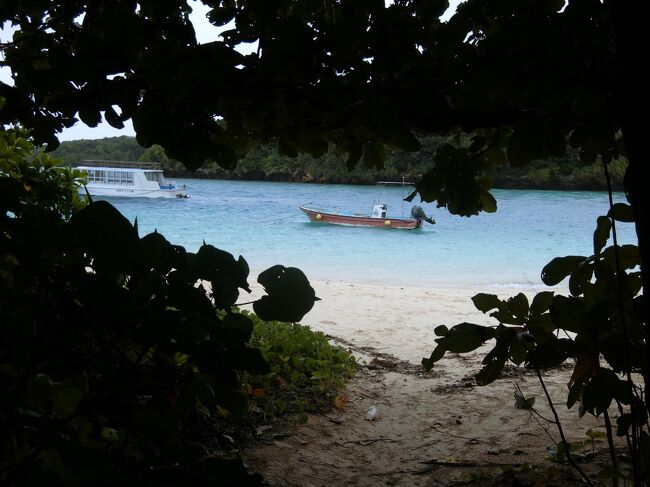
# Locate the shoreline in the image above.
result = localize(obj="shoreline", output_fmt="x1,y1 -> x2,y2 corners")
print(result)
243,278 -> 569,364
169,172 -> 624,193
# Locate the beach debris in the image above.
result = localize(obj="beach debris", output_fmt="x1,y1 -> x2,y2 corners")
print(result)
255,425 -> 273,436
514,389 -> 536,409
365,405 -> 378,420
487,447 -> 509,455
333,395 -> 348,410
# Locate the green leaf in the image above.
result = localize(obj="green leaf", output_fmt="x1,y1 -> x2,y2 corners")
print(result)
435,322 -> 496,354
101,427 -> 120,442
608,203 -> 635,222
525,338 -> 573,369
476,329 -> 513,385
194,243 -> 250,292
586,429 -> 607,440
53,380 -> 85,419
593,216 -> 611,255
434,325 -> 449,336
617,413 -> 633,436
134,231 -> 179,274
527,314 -> 555,332
479,191 -> 497,213
549,295 -> 587,334
567,381 -> 584,410
541,256 -> 587,286
507,293 -> 529,319
582,369 -> 629,416
231,346 -> 270,375
253,265 -> 318,323
208,7 -> 236,26
104,106 -> 124,129
509,337 -> 528,365
475,346 -> 507,385
530,291 -> 554,317
601,244 -> 640,271
568,260 -> 593,297
78,107 -> 101,127
71,200 -> 138,272
489,309 -> 521,325
472,293 -> 501,313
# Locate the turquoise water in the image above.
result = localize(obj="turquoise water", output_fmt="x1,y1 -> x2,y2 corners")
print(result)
104,179 -> 637,289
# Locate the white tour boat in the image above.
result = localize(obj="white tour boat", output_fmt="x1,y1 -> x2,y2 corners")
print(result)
75,160 -> 188,198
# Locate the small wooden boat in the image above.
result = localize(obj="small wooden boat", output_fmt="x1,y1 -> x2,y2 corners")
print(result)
299,205 -> 424,229
300,181 -> 435,230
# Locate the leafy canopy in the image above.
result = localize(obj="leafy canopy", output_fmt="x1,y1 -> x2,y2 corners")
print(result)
0,0 -> 626,216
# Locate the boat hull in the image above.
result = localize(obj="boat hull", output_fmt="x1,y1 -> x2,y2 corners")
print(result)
79,185 -> 188,198
299,206 -> 422,229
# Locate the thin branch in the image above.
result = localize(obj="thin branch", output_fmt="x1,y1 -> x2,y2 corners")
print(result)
616,399 -> 634,457
603,410 -> 620,487
514,384 -> 559,450
534,367 -> 594,486
604,160 -> 640,484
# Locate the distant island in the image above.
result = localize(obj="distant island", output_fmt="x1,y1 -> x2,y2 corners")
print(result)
52,135 -> 626,191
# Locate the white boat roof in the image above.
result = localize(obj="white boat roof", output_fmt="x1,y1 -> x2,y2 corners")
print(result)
74,160 -> 163,171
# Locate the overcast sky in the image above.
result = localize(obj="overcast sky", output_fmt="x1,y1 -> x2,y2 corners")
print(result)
1,1 -> 460,142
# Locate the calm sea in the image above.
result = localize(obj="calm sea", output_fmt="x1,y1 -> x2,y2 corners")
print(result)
104,179 -> 637,290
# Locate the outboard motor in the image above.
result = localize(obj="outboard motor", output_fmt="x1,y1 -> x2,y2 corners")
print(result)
411,205 -> 435,224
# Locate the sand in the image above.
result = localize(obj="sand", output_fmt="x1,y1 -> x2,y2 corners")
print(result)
239,279 -> 622,486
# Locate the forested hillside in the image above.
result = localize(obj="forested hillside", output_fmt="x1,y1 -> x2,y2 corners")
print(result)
52,135 -> 626,190
52,136 -> 146,163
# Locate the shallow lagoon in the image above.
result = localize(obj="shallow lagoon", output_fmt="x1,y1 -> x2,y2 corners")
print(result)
105,180 -> 637,289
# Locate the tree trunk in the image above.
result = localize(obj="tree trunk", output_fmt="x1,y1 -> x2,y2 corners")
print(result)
610,0 -> 650,423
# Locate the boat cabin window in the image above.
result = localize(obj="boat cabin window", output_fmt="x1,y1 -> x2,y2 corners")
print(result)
106,170 -> 134,185
85,169 -> 133,185
145,171 -> 165,184
86,170 -> 105,183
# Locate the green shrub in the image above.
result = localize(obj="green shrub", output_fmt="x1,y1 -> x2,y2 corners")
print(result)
1,128 -> 321,486
528,167 -> 553,185
242,311 -> 356,418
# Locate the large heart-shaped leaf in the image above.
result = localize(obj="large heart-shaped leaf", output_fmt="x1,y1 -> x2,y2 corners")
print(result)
253,265 -> 318,323
541,255 -> 587,286
71,200 -> 138,272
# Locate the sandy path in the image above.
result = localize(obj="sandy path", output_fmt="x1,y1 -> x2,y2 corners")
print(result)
239,280 -> 619,486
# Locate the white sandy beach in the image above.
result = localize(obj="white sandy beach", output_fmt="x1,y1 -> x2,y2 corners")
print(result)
301,280 -> 507,363
246,278 -> 565,364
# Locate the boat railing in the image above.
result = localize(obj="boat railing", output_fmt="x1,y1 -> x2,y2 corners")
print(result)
75,160 -> 163,170
374,178 -> 415,218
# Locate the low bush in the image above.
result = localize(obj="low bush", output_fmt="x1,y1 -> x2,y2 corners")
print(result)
1,128 -> 327,486
243,312 -> 356,420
